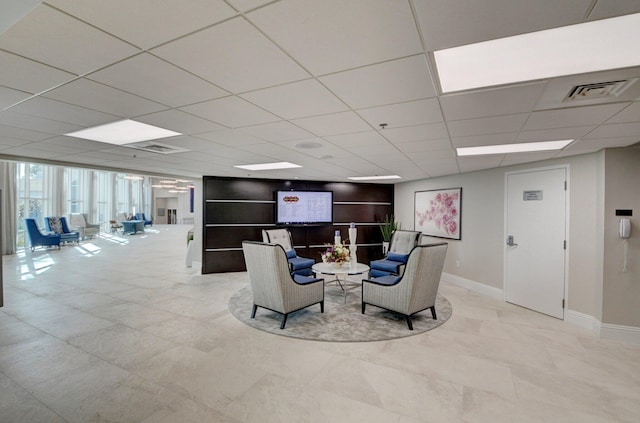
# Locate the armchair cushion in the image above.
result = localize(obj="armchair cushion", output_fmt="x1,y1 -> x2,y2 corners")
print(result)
370,259 -> 404,274
365,275 -> 401,285
285,249 -> 297,259
386,252 -> 409,264
293,274 -> 323,285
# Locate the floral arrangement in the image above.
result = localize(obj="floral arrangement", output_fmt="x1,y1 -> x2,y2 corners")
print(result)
321,243 -> 350,266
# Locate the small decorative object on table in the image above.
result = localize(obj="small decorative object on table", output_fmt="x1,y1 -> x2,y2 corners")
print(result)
321,243 -> 350,268
348,223 -> 358,266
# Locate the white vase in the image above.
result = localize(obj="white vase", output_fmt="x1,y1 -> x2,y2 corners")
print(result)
382,241 -> 389,255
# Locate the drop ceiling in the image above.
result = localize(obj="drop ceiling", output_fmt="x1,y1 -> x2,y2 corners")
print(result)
1,0 -> 639,182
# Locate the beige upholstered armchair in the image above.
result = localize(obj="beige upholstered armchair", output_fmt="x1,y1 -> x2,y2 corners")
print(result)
69,213 -> 100,239
369,230 -> 421,277
242,241 -> 324,329
362,242 -> 448,330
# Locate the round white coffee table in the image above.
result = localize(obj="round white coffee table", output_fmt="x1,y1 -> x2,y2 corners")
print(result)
312,262 -> 370,302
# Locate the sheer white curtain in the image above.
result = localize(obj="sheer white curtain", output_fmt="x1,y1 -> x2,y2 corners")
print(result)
1,161 -> 17,255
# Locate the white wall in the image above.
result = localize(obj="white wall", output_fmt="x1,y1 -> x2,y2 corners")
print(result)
152,188 -> 195,224
602,147 -> 640,327
395,152 -> 603,319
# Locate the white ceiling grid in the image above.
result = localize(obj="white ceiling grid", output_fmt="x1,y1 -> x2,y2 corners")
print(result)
0,0 -> 639,182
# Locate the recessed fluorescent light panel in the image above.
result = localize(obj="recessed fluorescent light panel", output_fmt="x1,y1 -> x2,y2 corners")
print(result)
456,140 -> 573,157
65,119 -> 182,145
434,13 -> 640,93
348,175 -> 402,181
234,162 -> 302,171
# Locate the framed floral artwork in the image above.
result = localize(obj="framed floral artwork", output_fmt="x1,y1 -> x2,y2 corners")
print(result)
415,188 -> 462,240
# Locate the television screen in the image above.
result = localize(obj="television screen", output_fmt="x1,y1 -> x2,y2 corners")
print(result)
276,190 -> 333,225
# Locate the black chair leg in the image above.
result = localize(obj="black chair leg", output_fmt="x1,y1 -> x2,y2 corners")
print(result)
361,302 -> 366,314
280,313 -> 288,329
251,304 -> 258,319
406,316 -> 414,330
430,306 -> 437,320
320,301 -> 324,313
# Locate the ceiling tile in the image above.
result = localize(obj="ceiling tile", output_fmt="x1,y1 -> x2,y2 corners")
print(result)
241,79 -> 348,120
415,0 -> 593,50
447,114 -> 529,137
0,50 -> 76,95
0,136 -> 33,148
458,156 -> 505,173
357,98 -> 443,129
136,110 -> 225,135
325,131 -> 389,149
394,139 -> 453,153
49,0 -> 237,49
500,152 -> 559,166
153,17 -> 309,93
0,123 -> 54,142
0,86 -> 31,109
0,111 -> 80,135
0,4 -> 139,75
606,102 -> 640,124
441,83 -> 546,121
523,103 -> 629,130
583,122 -> 640,138
9,97 -> 118,127
564,137 -> 639,150
291,111 -> 372,136
516,126 -> 596,143
239,121 -> 313,142
320,55 -> 437,109
88,53 -> 229,107
247,0 -> 422,75
382,123 -> 450,143
451,132 -> 518,148
587,1 -> 640,20
180,96 -> 279,128
44,78 -> 167,117
194,129 -> 264,147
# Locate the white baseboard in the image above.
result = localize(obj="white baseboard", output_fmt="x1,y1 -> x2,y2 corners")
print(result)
565,309 -> 600,335
441,272 -> 503,300
600,323 -> 640,344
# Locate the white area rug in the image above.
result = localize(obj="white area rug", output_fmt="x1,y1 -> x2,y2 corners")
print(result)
228,284 -> 452,342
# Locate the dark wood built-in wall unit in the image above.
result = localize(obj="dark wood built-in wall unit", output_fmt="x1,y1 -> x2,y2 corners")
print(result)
202,176 -> 394,274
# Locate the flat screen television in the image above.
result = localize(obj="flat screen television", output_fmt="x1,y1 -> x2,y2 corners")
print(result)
275,190 -> 333,225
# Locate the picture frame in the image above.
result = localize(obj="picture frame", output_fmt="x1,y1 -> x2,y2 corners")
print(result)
414,187 -> 462,240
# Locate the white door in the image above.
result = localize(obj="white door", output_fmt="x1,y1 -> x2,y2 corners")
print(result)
505,167 -> 567,319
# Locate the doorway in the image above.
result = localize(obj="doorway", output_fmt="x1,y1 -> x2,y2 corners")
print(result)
504,166 -> 568,319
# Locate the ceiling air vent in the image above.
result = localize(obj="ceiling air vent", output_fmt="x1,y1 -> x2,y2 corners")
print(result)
563,79 -> 638,102
123,141 -> 189,154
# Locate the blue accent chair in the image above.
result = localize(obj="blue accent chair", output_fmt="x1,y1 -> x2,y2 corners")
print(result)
135,213 -> 153,226
44,216 -> 80,244
362,243 -> 448,330
262,229 -> 315,276
369,230 -> 421,278
25,218 -> 61,251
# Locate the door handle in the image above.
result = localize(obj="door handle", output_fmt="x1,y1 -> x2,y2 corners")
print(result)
506,235 -> 518,247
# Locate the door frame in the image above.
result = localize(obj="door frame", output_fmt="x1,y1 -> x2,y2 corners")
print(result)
503,164 -> 571,319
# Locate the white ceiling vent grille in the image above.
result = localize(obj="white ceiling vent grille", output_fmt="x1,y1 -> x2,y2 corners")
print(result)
563,79 -> 638,102
123,141 -> 189,154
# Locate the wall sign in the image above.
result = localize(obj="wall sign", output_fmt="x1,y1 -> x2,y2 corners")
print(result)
523,190 -> 543,201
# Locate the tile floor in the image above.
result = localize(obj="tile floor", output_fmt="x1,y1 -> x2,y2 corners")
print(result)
1,225 -> 639,422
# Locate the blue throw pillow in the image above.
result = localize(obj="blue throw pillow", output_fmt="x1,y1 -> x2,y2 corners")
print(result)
387,252 -> 409,263
285,249 -> 297,259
